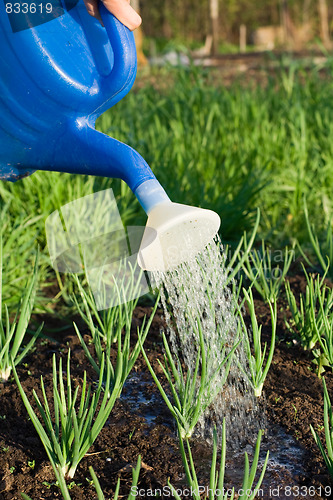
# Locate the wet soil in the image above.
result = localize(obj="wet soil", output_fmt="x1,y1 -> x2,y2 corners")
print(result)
0,273 -> 332,500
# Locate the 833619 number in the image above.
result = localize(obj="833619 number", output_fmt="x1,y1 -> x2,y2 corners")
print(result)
5,2 -> 53,14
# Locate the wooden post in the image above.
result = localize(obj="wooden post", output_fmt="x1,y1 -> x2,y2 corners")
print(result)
210,0 -> 219,55
240,24 -> 246,53
318,0 -> 331,48
280,0 -> 290,45
131,0 -> 148,66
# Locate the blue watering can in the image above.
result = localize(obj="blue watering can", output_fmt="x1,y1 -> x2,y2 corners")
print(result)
0,0 -> 220,271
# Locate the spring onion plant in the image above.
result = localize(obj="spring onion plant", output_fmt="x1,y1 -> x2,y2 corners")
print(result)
13,349 -> 124,479
0,244 -> 42,382
240,239 -> 294,303
21,455 -> 141,500
301,199 -> 333,279
90,456 -> 141,500
223,208 -> 260,288
168,419 -> 269,500
310,378 -> 333,479
312,283 -> 333,375
140,319 -> 239,440
238,288 -> 277,397
74,275 -> 159,396
284,269 -> 333,357
72,266 -> 142,345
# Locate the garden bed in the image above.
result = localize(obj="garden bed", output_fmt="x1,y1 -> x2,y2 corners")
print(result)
0,272 -> 332,500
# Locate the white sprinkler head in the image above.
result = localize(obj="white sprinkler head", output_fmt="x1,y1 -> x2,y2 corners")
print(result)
137,201 -> 220,272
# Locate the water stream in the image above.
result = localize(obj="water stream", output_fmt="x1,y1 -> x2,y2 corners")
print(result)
150,236 -> 264,448
122,236 -> 311,494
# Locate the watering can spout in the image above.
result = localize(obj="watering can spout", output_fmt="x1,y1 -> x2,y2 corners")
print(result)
51,122 -> 159,195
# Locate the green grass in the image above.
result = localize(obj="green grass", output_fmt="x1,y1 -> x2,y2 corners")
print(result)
0,205 -> 44,309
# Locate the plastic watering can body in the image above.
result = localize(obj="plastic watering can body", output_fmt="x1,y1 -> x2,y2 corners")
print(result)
0,0 -> 221,271
0,0 -> 156,193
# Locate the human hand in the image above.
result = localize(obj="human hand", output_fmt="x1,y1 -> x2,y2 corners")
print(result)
83,0 -> 142,31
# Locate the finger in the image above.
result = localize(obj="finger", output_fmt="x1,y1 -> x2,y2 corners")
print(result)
101,0 -> 142,31
83,0 -> 103,23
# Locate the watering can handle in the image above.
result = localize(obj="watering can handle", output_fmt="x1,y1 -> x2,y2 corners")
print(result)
98,3 -> 137,104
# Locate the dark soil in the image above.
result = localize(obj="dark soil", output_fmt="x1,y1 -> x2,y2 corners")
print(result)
0,273 -> 332,500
